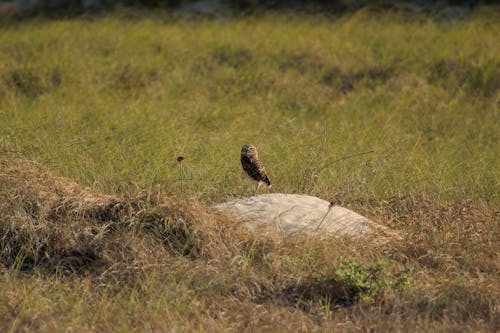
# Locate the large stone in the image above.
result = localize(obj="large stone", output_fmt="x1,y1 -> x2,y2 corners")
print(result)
213,193 -> 400,241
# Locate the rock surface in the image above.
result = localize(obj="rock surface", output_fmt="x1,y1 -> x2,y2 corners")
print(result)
213,193 -> 400,241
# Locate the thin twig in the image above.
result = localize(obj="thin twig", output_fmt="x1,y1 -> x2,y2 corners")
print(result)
315,201 -> 334,231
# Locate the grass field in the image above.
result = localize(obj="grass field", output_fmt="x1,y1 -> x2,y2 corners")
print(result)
0,8 -> 499,332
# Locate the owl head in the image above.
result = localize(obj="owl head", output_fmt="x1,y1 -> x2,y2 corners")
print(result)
241,144 -> 257,155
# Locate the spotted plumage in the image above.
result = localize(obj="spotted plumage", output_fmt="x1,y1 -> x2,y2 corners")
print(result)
241,144 -> 271,195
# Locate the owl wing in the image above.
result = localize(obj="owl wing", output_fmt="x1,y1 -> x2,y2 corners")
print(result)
241,155 -> 271,186
260,169 -> 271,186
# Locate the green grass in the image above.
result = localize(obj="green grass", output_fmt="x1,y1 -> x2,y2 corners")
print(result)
1,10 -> 498,203
0,8 -> 499,332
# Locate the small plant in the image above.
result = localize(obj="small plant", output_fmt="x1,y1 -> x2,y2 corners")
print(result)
332,258 -> 412,302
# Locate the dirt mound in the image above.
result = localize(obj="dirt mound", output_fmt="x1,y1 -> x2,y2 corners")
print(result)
0,158 -> 399,281
0,159 -> 123,222
0,158 -> 242,275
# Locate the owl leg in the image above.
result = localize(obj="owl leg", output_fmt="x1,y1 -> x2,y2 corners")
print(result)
254,182 -> 261,196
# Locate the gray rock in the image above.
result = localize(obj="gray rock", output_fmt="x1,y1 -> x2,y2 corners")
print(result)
213,193 -> 401,242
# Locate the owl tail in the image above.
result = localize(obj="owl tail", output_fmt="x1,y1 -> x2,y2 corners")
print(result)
263,175 -> 271,187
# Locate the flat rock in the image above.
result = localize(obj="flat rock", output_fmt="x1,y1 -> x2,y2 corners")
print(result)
213,193 -> 400,241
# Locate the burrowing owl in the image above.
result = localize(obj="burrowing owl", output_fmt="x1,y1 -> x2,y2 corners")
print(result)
241,144 -> 271,195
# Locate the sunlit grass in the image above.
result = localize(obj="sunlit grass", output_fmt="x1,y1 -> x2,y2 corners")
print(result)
0,9 -> 499,332
1,10 -> 498,204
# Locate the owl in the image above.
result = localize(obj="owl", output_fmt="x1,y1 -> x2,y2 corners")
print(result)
241,144 -> 271,195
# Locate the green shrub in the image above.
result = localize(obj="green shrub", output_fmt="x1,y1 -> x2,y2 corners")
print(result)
332,258 -> 412,302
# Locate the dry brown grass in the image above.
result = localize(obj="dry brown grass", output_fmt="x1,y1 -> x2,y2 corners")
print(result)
1,157 -> 498,332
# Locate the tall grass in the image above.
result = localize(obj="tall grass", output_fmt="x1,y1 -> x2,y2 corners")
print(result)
0,9 -> 499,332
1,10 -> 498,203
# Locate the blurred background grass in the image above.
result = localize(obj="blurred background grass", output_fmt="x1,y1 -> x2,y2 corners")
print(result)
0,9 -> 498,205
